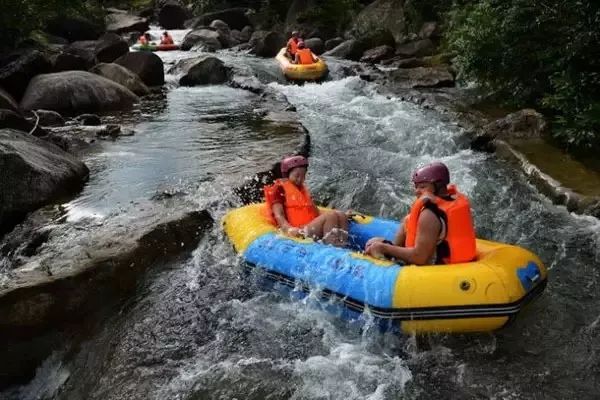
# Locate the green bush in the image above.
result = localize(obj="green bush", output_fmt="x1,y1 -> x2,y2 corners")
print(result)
445,0 -> 600,151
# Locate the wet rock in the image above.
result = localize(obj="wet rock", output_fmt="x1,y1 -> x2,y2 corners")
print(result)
158,0 -> 191,29
49,51 -> 88,72
304,38 -> 324,55
0,50 -> 52,101
360,45 -> 395,63
106,12 -> 149,34
210,19 -> 233,48
240,25 -> 254,42
323,40 -> 366,61
138,7 -> 155,20
188,7 -> 252,30
387,66 -> 454,88
350,0 -> 406,44
76,113 -> 101,126
45,16 -> 103,42
95,33 -> 129,63
114,52 -> 165,86
0,128 -> 89,234
95,124 -> 121,138
325,37 -> 344,51
20,71 -> 139,115
485,109 -> 549,140
0,87 -> 18,112
172,56 -> 231,86
248,31 -> 285,58
419,21 -> 440,39
90,63 -> 150,96
382,56 -> 425,68
229,74 -> 264,94
34,110 -> 64,127
396,39 -> 435,58
0,206 -> 212,385
0,109 -> 34,133
181,29 -> 222,52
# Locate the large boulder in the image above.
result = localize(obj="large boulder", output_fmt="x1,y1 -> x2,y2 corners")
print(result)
0,110 -> 35,134
187,8 -> 252,30
419,21 -> 441,39
0,50 -> 52,101
20,71 -> 139,115
325,37 -> 344,51
350,0 -> 406,44
95,33 -> 129,63
248,31 -> 285,58
89,63 -> 150,96
64,41 -> 98,69
210,20 -> 233,48
106,12 -> 149,34
360,45 -> 395,63
49,52 -> 88,72
172,56 -> 231,86
158,0 -> 191,29
114,52 -> 165,86
34,110 -> 64,127
0,129 -> 89,231
483,109 -> 549,141
0,87 -> 18,112
387,66 -> 454,88
322,39 -> 366,61
45,16 -> 103,42
304,38 -> 324,55
396,39 -> 435,58
181,29 -> 222,52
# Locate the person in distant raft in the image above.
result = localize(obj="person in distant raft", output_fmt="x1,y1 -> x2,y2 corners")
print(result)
286,31 -> 301,59
365,162 -> 477,265
293,41 -> 318,65
138,32 -> 152,45
160,31 -> 174,45
264,155 -> 349,246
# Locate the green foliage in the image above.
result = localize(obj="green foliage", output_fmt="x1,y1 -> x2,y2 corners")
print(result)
445,0 -> 600,151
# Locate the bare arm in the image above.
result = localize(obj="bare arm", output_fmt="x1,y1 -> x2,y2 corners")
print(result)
366,210 -> 440,265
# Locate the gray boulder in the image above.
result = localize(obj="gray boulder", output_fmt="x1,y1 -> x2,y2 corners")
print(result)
45,16 -> 103,42
0,128 -> 89,230
387,66 -> 454,88
114,52 -> 165,86
35,110 -> 64,127
158,0 -> 191,29
90,63 -> 150,96
0,110 -> 35,134
248,31 -> 285,58
0,87 -> 18,112
323,39 -> 366,61
325,37 -> 344,51
181,29 -> 222,52
360,45 -> 394,63
304,38 -> 324,55
95,33 -> 129,63
20,71 -> 139,115
49,52 -> 88,72
0,50 -> 52,101
172,56 -> 231,86
484,109 -> 549,141
396,39 -> 435,58
350,0 -> 406,44
106,13 -> 149,34
239,25 -> 254,42
65,41 -> 98,68
210,20 -> 233,48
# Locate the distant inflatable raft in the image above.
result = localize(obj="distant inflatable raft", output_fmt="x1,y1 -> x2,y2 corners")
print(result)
223,203 -> 548,334
131,43 -> 180,52
276,48 -> 328,81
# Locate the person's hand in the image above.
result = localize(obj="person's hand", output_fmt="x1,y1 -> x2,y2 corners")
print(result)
365,237 -> 385,248
365,240 -> 386,259
285,227 -> 304,238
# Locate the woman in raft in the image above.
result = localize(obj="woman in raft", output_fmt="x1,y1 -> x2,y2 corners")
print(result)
264,155 -> 349,246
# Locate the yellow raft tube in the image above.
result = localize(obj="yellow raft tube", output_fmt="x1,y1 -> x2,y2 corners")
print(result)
275,48 -> 328,81
223,204 -> 548,334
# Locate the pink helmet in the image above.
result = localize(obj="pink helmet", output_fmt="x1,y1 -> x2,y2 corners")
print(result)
412,162 -> 450,186
281,155 -> 308,176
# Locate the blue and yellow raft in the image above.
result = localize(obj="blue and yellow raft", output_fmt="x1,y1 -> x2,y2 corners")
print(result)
223,203 -> 547,334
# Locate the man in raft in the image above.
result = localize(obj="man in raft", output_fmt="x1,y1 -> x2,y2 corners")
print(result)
264,155 -> 349,246
293,41 -> 318,65
160,31 -> 174,45
138,32 -> 152,45
286,31 -> 301,59
365,162 -> 477,265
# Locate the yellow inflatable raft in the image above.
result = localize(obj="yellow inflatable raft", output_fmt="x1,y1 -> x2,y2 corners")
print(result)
223,204 -> 548,334
275,48 -> 328,81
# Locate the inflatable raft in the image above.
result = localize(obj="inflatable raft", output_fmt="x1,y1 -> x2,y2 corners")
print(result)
275,48 -> 328,81
131,43 -> 180,52
223,203 -> 548,334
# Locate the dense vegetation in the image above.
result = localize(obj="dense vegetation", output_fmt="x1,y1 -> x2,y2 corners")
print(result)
443,0 -> 600,151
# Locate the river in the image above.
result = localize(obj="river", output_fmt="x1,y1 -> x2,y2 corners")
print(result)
3,28 -> 600,400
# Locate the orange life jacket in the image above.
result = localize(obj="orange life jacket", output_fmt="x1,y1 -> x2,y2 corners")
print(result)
405,185 -> 476,264
287,38 -> 299,56
263,179 -> 319,227
296,48 -> 314,64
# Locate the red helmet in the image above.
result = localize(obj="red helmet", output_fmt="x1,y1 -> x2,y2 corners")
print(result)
412,162 -> 450,186
281,155 -> 308,176
297,40 -> 305,49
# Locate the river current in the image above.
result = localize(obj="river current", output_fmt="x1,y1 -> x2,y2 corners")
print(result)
3,29 -> 600,399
